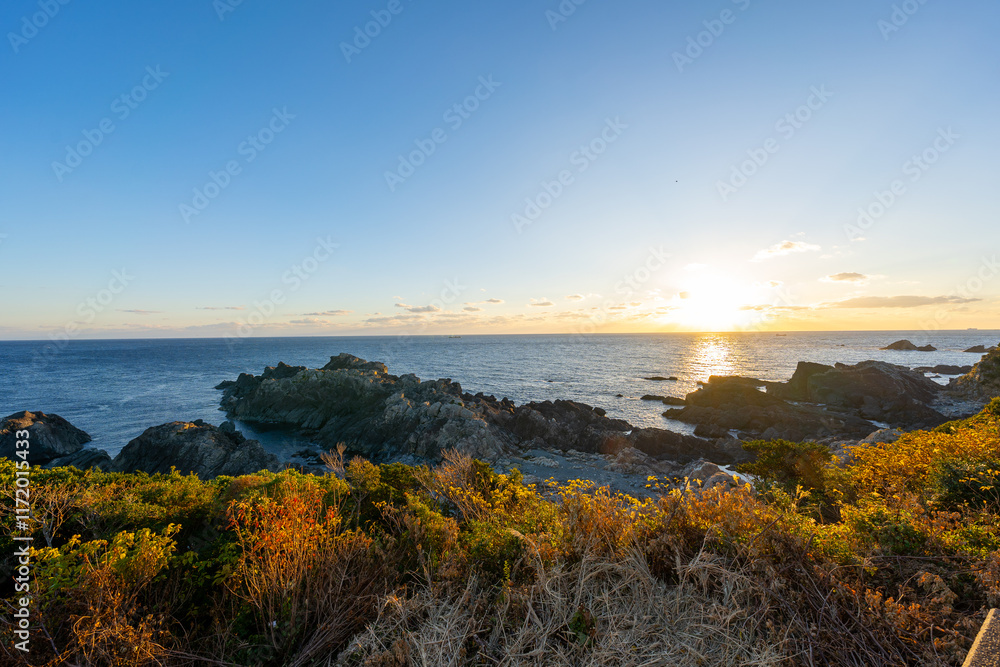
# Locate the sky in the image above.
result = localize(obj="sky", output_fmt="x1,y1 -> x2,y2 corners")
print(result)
2,0 -> 999,340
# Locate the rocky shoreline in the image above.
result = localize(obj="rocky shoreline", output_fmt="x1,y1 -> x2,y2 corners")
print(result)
3,346 -> 998,495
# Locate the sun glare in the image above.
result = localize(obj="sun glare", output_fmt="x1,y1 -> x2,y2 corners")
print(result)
662,272 -> 758,331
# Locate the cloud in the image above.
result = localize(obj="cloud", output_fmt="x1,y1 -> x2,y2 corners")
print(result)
752,240 -> 821,262
289,317 -> 328,325
830,295 -> 981,309
197,306 -> 246,311
565,294 -> 585,301
395,303 -> 442,313
821,272 -> 870,284
529,298 -> 554,307
117,309 -> 162,315
485,298 -> 504,304
463,306 -> 482,312
302,310 -> 353,316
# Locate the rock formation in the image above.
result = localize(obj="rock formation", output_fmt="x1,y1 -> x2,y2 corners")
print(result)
217,353 -> 747,465
110,420 -> 280,478
0,411 -> 92,464
949,348 -> 1000,401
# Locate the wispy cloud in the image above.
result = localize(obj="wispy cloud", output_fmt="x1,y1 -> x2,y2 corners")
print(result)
821,272 -> 871,284
565,294 -> 585,301
117,309 -> 162,315
529,298 -> 554,307
302,310 -> 353,316
752,240 -> 821,262
197,306 -> 246,311
463,306 -> 482,312
830,295 -> 981,309
395,303 -> 442,313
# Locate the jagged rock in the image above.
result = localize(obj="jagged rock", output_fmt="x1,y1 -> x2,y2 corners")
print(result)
644,376 -> 678,382
630,427 -> 751,465
914,365 -> 972,375
917,345 -> 937,352
216,355 -> 737,467
0,411 -> 92,464
949,348 -> 1000,401
661,396 -> 686,406
806,361 -> 945,426
665,376 -> 876,442
770,362 -> 835,402
45,448 -> 112,471
964,345 -> 988,353
110,420 -> 280,478
641,395 -> 667,401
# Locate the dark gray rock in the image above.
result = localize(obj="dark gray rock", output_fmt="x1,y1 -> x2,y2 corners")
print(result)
806,361 -> 945,426
641,395 -> 667,401
770,362 -> 835,402
882,340 -> 920,350
661,396 -> 687,406
964,345 -> 988,353
45,448 -> 112,471
914,365 -> 972,375
0,411 -> 92,464
643,376 -> 678,382
110,420 -> 280,478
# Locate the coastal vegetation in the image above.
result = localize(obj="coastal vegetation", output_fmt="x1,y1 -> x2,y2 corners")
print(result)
3,399 -> 1000,666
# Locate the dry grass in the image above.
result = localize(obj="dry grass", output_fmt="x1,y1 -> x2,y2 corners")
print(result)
336,545 -> 786,667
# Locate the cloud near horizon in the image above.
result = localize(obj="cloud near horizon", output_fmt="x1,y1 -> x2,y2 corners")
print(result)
752,240 -> 822,262
117,309 -> 162,315
196,306 -> 246,311
830,295 -> 981,309
302,310 -> 353,316
529,298 -> 554,307
821,272 -> 871,284
395,303 -> 442,313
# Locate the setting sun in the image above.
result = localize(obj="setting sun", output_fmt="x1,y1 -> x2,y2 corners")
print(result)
663,272 -> 759,331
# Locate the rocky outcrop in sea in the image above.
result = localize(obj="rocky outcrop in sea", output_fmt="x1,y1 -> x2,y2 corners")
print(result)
0,411 -> 92,464
217,353 -> 749,467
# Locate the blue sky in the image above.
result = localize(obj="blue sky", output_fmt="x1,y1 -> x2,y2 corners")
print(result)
2,0 -> 998,340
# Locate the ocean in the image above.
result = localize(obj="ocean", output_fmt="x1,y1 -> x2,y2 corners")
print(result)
2,331 -> 997,459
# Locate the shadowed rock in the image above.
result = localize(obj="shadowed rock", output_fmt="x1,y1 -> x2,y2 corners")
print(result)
110,420 -> 280,478
0,411 -> 92,464
45,448 -> 113,471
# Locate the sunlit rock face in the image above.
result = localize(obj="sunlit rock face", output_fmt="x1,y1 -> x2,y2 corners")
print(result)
950,347 -> 1000,401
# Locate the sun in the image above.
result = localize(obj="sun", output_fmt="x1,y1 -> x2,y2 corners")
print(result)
661,272 -> 758,331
